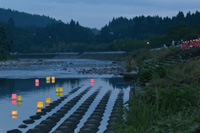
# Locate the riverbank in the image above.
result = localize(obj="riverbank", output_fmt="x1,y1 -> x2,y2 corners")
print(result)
115,48 -> 200,132
0,59 -> 126,79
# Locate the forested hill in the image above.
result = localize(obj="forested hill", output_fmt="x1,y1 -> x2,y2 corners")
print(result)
0,8 -> 58,27
99,11 -> 200,42
0,9 -> 200,53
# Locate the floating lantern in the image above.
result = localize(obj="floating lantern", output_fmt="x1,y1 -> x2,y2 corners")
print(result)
35,79 -> 39,87
52,77 -> 55,83
46,77 -> 50,84
12,94 -> 17,99
11,111 -> 18,119
12,100 -> 17,105
56,88 -> 63,92
17,96 -> 22,101
91,82 -> 94,86
37,109 -> 42,112
56,88 -> 60,92
91,79 -> 94,83
11,111 -> 18,116
18,102 -> 22,106
46,98 -> 51,104
37,102 -> 44,109
35,79 -> 39,83
56,93 -> 63,97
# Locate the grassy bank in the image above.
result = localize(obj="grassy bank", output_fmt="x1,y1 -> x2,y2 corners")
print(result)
116,48 -> 200,132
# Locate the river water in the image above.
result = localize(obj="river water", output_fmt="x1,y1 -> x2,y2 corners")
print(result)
0,59 -> 131,132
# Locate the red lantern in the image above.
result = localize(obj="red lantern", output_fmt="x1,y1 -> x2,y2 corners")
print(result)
12,94 -> 17,99
91,79 -> 94,83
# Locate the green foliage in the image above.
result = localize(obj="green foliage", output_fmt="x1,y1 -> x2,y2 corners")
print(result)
0,27 -> 13,60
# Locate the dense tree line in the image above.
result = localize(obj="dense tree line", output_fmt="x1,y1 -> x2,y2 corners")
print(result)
0,9 -> 200,53
0,27 -> 13,60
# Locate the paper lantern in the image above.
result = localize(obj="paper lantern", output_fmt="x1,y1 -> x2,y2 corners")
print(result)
56,88 -> 60,92
46,77 -> 50,84
37,102 -> 44,109
12,100 -> 17,105
11,111 -> 18,116
35,79 -> 39,83
12,94 -> 17,99
18,102 -> 22,106
52,77 -> 55,83
60,93 -> 63,96
35,83 -> 39,87
11,111 -> 18,119
60,88 -> 63,92
46,98 -> 51,103
91,82 -> 94,86
37,109 -> 42,112
17,96 -> 22,101
91,79 -> 94,83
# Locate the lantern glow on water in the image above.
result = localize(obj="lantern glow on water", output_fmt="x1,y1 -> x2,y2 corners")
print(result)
56,88 -> 63,92
91,82 -> 94,86
12,100 -> 17,105
18,102 -> 22,106
37,109 -> 42,112
12,116 -> 18,119
46,98 -> 51,104
11,111 -> 18,119
12,94 -> 17,99
52,77 -> 55,83
37,102 -> 44,109
46,77 -> 50,84
35,79 -> 39,87
35,83 -> 39,87
56,93 -> 63,97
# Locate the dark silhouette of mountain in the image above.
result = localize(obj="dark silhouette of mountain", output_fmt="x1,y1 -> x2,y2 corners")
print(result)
0,8 -> 58,27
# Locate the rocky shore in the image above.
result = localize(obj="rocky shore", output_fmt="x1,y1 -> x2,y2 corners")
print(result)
0,59 -> 126,79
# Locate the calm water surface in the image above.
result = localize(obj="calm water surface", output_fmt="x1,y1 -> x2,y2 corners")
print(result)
0,78 -> 131,132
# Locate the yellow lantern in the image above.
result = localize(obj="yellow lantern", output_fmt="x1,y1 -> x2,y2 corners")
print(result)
37,102 -> 44,109
46,98 -> 51,104
60,93 -> 63,96
52,77 -> 55,83
56,88 -> 60,92
37,109 -> 42,112
11,111 -> 18,119
60,88 -> 63,92
46,77 -> 50,84
17,96 -> 22,101
18,102 -> 22,106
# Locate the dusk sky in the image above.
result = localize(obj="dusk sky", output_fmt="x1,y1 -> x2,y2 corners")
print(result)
0,0 -> 199,29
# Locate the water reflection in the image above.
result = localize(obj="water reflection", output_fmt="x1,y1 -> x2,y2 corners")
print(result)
0,78 -> 131,132
10,111 -> 18,119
